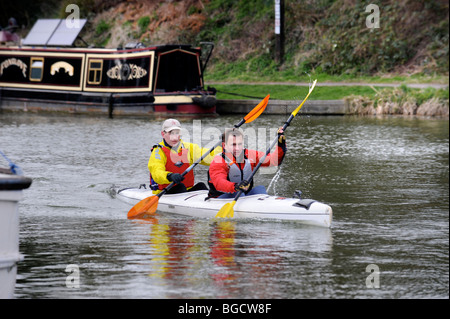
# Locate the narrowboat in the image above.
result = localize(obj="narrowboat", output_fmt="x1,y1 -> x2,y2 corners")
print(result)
0,19 -> 216,116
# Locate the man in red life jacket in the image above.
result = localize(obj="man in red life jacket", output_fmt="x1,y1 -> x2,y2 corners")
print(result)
148,119 -> 221,194
207,127 -> 286,198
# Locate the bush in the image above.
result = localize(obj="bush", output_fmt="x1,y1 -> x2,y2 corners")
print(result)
96,19 -> 110,35
137,16 -> 150,34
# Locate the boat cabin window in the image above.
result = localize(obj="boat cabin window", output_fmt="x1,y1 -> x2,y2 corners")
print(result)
155,50 -> 201,92
87,59 -> 103,84
30,57 -> 44,82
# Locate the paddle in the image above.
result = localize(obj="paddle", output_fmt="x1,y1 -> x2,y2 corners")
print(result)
127,94 -> 270,219
215,80 -> 317,218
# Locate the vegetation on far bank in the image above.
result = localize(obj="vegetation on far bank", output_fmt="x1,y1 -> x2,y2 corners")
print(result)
346,85 -> 449,117
1,0 -> 448,116
210,83 -> 449,101
211,83 -> 449,116
200,0 -> 448,80
211,83 -> 383,100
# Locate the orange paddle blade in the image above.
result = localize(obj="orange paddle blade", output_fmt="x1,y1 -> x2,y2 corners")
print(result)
127,195 -> 159,219
243,94 -> 270,123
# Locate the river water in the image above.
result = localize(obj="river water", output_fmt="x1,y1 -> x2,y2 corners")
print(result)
0,112 -> 448,299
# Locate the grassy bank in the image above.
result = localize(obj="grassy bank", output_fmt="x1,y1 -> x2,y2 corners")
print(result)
209,82 -> 449,100
346,85 -> 449,116
205,73 -> 450,85
209,82 -> 449,117
210,83 -> 380,100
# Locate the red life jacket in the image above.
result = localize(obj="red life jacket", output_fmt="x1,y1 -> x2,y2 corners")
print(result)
152,144 -> 195,190
207,150 -> 254,198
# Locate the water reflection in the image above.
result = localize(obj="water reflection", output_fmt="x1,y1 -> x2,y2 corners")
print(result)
129,216 -> 333,298
210,221 -> 237,286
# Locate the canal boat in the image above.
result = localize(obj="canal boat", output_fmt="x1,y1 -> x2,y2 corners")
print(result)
116,187 -> 333,228
0,168 -> 32,299
0,19 -> 216,115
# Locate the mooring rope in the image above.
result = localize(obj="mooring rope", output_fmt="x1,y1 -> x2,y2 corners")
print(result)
0,150 -> 23,175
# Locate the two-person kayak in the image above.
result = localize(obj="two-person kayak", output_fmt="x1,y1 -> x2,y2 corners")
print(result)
117,187 -> 332,228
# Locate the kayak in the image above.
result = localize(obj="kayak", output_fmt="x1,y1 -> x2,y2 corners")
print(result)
116,187 -> 333,228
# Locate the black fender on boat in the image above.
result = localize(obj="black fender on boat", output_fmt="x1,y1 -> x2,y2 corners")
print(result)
192,94 -> 216,108
0,172 -> 32,190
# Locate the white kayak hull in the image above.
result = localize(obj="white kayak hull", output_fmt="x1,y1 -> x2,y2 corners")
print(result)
117,188 -> 332,228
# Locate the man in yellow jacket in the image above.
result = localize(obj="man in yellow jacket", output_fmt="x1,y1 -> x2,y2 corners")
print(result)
148,119 -> 221,194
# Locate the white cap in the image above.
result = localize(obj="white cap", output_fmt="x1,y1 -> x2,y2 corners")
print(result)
161,119 -> 182,132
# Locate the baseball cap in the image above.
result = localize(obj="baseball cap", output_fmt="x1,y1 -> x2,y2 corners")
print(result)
161,119 -> 182,132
